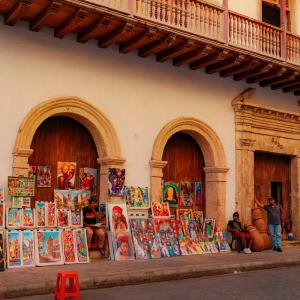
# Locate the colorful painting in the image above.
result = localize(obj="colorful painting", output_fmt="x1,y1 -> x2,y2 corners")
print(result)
35,230 -> 63,266
127,186 -> 149,209
176,208 -> 194,221
22,197 -> 31,208
179,182 -> 194,206
11,196 -> 23,208
47,202 -> 57,227
108,168 -> 125,197
195,182 -> 203,206
216,232 -> 231,253
22,208 -> 34,228
108,203 -> 129,234
57,162 -> 76,190
74,228 -> 89,263
28,166 -> 37,179
0,202 -> 4,228
193,210 -> 204,233
35,201 -> 46,227
79,167 -> 98,196
54,189 -> 70,210
69,190 -> 80,210
0,187 -> 4,202
203,218 -> 216,239
70,210 -> 83,228
62,229 -> 76,264
0,231 -> 4,271
151,201 -> 171,219
112,232 -> 134,261
163,182 -> 179,207
79,190 -> 90,209
7,176 -> 35,197
37,166 -> 51,188
57,210 -> 70,228
22,230 -> 35,266
7,208 -> 22,228
7,230 -> 22,268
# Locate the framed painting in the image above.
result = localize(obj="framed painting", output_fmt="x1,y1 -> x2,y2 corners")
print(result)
62,229 -> 77,264
28,166 -> 37,179
193,210 -> 204,232
127,186 -> 150,209
22,230 -> 35,267
7,176 -> 35,197
35,201 -> 46,227
112,232 -> 134,261
176,208 -> 194,221
7,208 -> 22,229
216,232 -> 231,253
151,201 -> 171,219
194,182 -> 203,206
79,167 -> 98,196
57,209 -> 70,228
69,190 -> 80,210
12,196 -> 22,208
78,190 -> 90,209
107,202 -> 129,234
203,218 -> 216,239
108,168 -> 125,197
6,230 -> 22,268
163,182 -> 179,207
37,166 -> 51,188
57,162 -> 76,190
47,201 -> 57,228
74,228 -> 89,263
0,230 -> 4,271
179,182 -> 194,207
0,202 -> 4,228
35,230 -> 64,266
0,187 -> 4,202
22,208 -> 34,228
22,197 -> 31,208
70,210 -> 83,228
54,189 -> 70,210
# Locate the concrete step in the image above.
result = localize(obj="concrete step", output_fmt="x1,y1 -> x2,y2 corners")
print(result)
282,240 -> 300,248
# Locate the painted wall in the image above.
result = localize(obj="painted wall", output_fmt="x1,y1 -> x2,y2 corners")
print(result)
0,17 -> 297,220
293,0 -> 300,35
228,0 -> 260,19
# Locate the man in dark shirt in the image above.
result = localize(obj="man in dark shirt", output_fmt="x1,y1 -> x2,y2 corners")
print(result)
255,197 -> 283,252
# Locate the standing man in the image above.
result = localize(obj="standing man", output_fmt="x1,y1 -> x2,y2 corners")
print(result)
255,197 -> 284,252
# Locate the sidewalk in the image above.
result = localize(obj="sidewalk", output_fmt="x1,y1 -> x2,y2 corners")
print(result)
1,245 -> 300,299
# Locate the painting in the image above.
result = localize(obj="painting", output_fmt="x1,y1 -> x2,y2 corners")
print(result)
74,228 -> 89,263
35,201 -> 46,227
108,168 -> 125,197
78,190 -> 90,209
57,162 -> 76,190
28,166 -> 37,179
163,182 -> 179,207
22,230 -> 35,267
11,196 -> 23,208
151,201 -> 171,219
7,208 -> 22,228
6,230 -> 22,268
112,232 -> 134,261
216,232 -> 231,253
35,230 -> 63,266
203,218 -> 216,239
0,202 -> 4,228
69,190 -> 80,210
57,210 -> 70,228
79,167 -> 98,196
193,211 -> 204,233
22,208 -> 34,228
0,231 -> 4,271
62,229 -> 76,264
179,182 -> 194,207
176,208 -> 194,221
7,176 -> 35,197
107,203 -> 129,234
22,197 -> 31,208
70,210 -> 83,228
194,182 -> 203,206
37,166 -> 51,188
54,189 -> 70,210
0,187 -> 4,202
127,186 -> 149,209
47,202 -> 57,227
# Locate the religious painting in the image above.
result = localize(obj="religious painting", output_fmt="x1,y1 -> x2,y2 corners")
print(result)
151,201 -> 171,219
179,182 -> 194,207
22,208 -> 34,228
0,202 -> 4,228
203,218 -> 216,239
107,203 -> 129,234
69,189 -> 80,210
22,197 -> 31,208
35,230 -> 63,266
108,168 -> 125,197
78,190 -> 90,209
57,162 -> 76,190
7,176 -> 35,197
194,182 -> 203,206
6,230 -> 22,268
127,186 -> 149,209
54,189 -> 70,210
176,208 -> 194,221
193,210 -> 204,233
22,230 -> 35,267
112,232 -> 134,261
62,229 -> 76,264
163,182 -> 179,207
12,196 -> 23,208
0,231 -> 4,271
79,167 -> 98,196
57,209 -> 70,228
37,166 -> 51,188
7,208 -> 22,228
70,210 -> 83,228
35,201 -> 46,227
47,202 -> 57,228
74,228 -> 89,263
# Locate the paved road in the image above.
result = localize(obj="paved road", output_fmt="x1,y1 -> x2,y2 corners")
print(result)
12,265 -> 300,300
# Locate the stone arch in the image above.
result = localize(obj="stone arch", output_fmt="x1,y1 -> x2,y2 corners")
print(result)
150,117 -> 228,228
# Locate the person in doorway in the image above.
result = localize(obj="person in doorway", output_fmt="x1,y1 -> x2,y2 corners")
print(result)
255,197 -> 284,252
227,212 -> 254,254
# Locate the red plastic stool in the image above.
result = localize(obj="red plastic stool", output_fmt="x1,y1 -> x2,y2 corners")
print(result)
54,271 -> 80,300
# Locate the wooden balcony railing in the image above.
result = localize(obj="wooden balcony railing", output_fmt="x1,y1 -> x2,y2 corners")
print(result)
287,33 -> 300,66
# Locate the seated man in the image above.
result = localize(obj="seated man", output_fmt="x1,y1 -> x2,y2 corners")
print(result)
227,212 -> 253,254
83,198 -> 106,256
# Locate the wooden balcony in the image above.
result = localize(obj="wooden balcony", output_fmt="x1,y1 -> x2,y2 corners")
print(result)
1,0 -> 300,96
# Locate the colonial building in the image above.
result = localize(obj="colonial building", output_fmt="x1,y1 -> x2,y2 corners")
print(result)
0,0 -> 299,235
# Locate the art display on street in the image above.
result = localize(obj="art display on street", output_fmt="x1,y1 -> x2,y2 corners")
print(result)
62,229 -> 76,264
6,230 -> 22,268
22,230 -> 35,267
108,168 -> 125,197
79,167 -> 97,196
151,202 -> 171,219
57,162 -> 76,189
37,166 -> 51,188
74,228 -> 89,263
163,182 -> 179,207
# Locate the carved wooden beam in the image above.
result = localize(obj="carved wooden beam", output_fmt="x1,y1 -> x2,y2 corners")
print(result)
173,45 -> 214,67
77,15 -> 111,43
190,50 -> 230,70
139,34 -> 176,58
234,63 -> 273,81
247,67 -> 287,84
220,60 -> 260,78
270,72 -> 300,89
5,0 -> 32,26
260,71 -> 298,87
156,40 -> 196,63
98,22 -> 134,48
205,54 -> 245,74
119,28 -> 157,54
30,0 -> 62,32
55,8 -> 88,39
282,83 -> 300,93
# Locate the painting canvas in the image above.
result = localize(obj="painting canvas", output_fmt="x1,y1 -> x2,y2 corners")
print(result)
57,162 -> 76,190
79,167 -> 98,196
203,218 -> 216,239
179,182 -> 194,206
151,201 -> 171,219
54,189 -> 70,210
163,182 -> 179,207
216,232 -> 231,253
78,190 -> 90,209
62,229 -> 76,264
176,208 -> 194,221
28,165 -> 37,179
12,196 -> 23,208
107,203 -> 129,234
112,232 -> 134,261
7,208 -> 22,228
22,197 -> 31,208
47,202 -> 57,227
194,182 -> 203,206
127,186 -> 149,209
0,231 -> 4,271
0,202 -> 4,228
70,210 -> 83,228
7,176 -> 35,197
6,230 -> 22,268
22,230 -> 35,267
69,190 -> 80,210
35,201 -> 46,227
22,208 -> 34,228
74,228 -> 89,263
108,168 -> 125,197
193,211 -> 204,233
57,210 -> 70,228
35,230 -> 63,266
0,187 -> 4,202
37,166 -> 51,188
